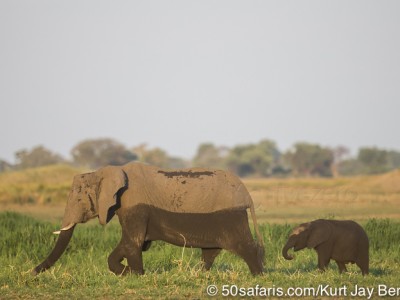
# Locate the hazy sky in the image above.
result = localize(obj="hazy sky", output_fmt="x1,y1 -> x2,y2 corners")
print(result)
1,1 -> 399,163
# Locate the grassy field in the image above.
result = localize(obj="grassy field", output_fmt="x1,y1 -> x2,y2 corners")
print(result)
1,165 -> 400,298
1,213 -> 400,299
244,169 -> 400,223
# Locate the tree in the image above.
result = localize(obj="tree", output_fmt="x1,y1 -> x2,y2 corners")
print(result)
357,147 -> 389,174
71,138 -> 137,169
225,139 -> 280,177
284,142 -> 334,177
337,158 -> 364,176
132,144 -> 188,169
335,148 -> 400,176
15,146 -> 65,169
386,150 -> 400,170
330,146 -> 350,177
140,147 -> 169,168
192,143 -> 227,169
0,159 -> 12,172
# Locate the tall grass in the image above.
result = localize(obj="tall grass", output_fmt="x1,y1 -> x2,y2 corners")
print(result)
1,212 -> 400,298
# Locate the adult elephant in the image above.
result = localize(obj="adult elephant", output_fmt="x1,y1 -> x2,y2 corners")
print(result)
33,162 -> 264,275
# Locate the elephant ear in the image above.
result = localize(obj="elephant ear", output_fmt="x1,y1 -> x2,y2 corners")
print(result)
307,219 -> 333,249
97,166 -> 127,225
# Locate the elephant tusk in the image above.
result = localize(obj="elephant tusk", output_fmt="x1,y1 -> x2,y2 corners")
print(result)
53,223 -> 75,235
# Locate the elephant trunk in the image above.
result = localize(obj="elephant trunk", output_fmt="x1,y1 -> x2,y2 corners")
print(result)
282,237 -> 295,260
32,225 -> 76,275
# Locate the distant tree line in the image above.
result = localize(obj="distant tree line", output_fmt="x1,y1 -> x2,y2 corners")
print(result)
1,138 -> 400,178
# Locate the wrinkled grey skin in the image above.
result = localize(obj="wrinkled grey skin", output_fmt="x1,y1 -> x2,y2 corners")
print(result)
33,163 -> 264,276
282,219 -> 369,275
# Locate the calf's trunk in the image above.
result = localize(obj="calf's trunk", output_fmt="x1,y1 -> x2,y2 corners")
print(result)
282,238 -> 295,260
32,225 -> 76,275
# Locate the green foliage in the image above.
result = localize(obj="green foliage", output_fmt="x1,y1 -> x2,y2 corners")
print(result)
3,138 -> 400,177
133,144 -> 188,168
0,160 -> 12,172
1,212 -> 399,298
140,147 -> 170,168
15,146 -> 65,170
71,138 -> 137,169
225,140 -> 281,177
285,143 -> 334,177
387,150 -> 400,169
192,143 -> 227,169
339,148 -> 400,176
337,158 -> 364,176
358,147 -> 390,174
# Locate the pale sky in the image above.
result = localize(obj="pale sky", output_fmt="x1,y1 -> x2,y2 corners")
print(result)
1,1 -> 399,163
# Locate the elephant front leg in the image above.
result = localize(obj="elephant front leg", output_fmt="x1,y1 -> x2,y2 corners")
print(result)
108,241 -> 145,275
317,252 -> 330,272
108,241 -> 131,275
125,243 -> 145,275
115,206 -> 149,275
119,223 -> 147,275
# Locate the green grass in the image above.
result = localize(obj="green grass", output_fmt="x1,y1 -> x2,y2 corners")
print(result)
1,212 -> 400,299
1,167 -> 400,298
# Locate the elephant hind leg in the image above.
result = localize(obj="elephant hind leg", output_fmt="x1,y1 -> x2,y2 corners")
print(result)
230,242 -> 263,275
356,257 -> 369,276
201,248 -> 221,270
335,261 -> 347,273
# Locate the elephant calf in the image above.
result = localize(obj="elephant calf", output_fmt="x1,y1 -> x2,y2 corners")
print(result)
282,219 -> 369,275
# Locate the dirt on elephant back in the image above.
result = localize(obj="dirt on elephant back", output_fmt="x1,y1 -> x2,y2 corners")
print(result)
120,162 -> 253,213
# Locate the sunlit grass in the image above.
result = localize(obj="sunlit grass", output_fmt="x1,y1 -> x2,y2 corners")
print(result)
244,170 -> 400,223
1,167 -> 400,297
1,212 -> 399,298
0,164 -> 80,205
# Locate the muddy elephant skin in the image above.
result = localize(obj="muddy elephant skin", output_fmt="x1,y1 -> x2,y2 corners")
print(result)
33,162 -> 264,276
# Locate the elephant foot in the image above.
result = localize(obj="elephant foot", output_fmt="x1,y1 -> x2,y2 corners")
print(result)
122,268 -> 145,275
251,269 -> 263,276
201,248 -> 221,271
109,264 -> 130,276
109,264 -> 145,276
123,267 -> 145,275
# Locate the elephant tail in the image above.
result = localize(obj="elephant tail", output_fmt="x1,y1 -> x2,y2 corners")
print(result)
250,202 -> 264,249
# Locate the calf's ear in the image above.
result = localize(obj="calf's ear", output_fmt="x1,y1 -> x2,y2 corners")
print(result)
307,220 -> 333,249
